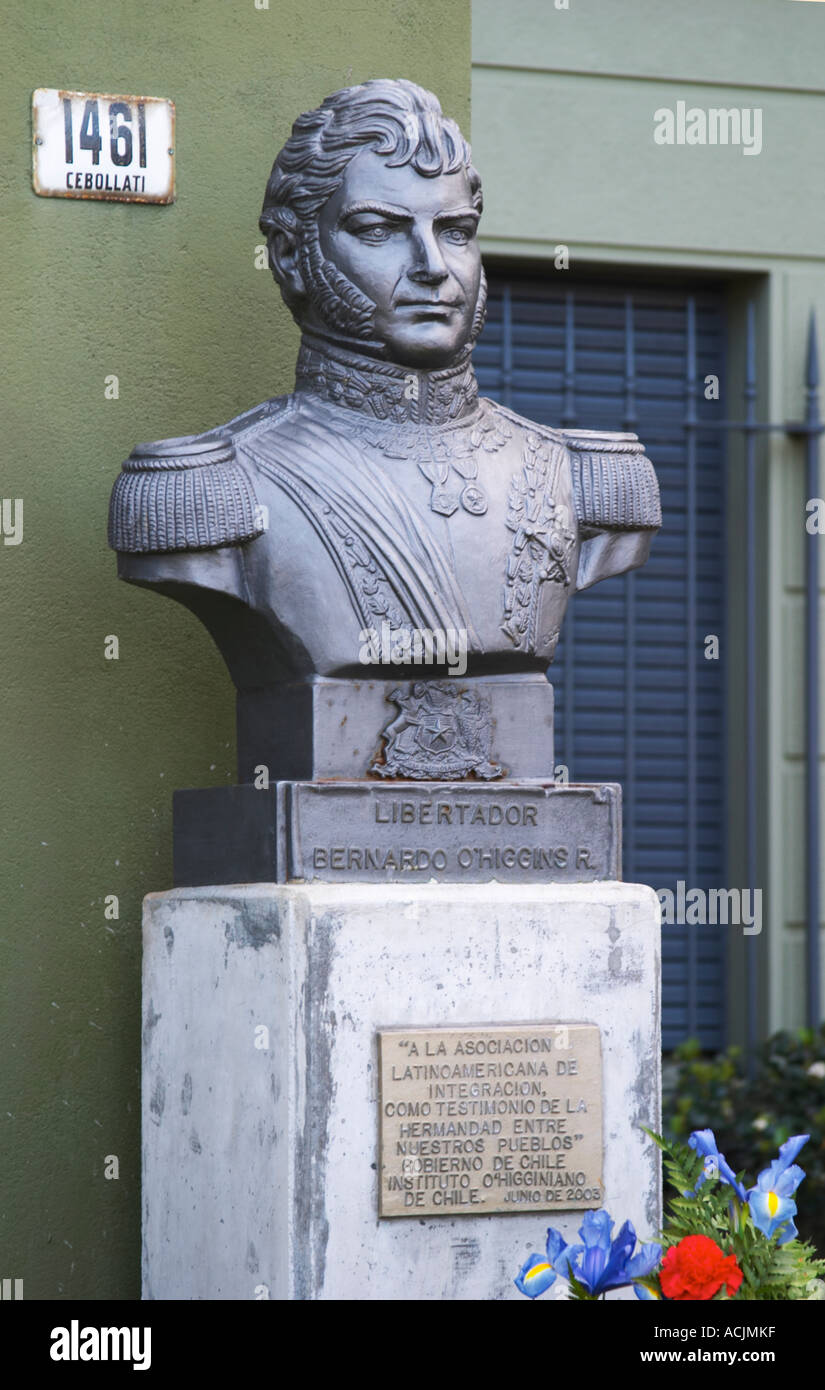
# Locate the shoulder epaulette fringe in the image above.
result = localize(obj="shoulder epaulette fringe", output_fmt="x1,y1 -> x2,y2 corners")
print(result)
563,429 -> 662,532
108,435 -> 265,554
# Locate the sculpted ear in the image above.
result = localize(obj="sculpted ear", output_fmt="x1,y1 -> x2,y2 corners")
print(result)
268,227 -> 306,302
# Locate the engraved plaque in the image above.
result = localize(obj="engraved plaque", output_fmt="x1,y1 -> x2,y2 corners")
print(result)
378,1024 -> 603,1218
280,781 -> 621,884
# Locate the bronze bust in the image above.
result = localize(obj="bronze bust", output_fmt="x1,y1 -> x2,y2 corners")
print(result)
108,80 -> 660,880
110,78 -> 659,679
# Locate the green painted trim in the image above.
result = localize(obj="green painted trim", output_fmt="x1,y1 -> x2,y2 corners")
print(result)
473,60 -> 825,99
480,239 -> 825,270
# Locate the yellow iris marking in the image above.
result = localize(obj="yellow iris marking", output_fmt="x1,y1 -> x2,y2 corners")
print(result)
527,1262 -> 551,1280
767,1191 -> 779,1217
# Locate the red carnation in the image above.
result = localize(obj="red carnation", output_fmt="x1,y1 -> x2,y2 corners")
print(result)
659,1235 -> 743,1301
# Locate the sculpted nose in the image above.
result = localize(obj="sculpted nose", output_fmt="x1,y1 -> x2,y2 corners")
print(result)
408,228 -> 449,283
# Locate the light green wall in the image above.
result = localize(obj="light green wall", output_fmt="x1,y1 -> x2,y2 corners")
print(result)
471,0 -> 825,1043
1,0 -> 470,1300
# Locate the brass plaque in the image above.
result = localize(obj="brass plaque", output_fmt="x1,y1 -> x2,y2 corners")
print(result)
378,1024 -> 603,1218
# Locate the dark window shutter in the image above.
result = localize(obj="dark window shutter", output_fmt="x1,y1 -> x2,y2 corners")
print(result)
477,275 -> 727,1050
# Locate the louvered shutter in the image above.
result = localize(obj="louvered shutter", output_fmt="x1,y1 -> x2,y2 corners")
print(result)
476,275 -> 727,1050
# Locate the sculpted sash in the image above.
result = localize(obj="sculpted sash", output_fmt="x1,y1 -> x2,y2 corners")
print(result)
244,407 -> 482,649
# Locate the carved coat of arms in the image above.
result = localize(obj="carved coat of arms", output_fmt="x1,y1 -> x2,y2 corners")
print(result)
371,681 -> 502,781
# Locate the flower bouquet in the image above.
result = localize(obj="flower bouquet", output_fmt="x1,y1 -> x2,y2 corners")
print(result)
515,1129 -> 824,1300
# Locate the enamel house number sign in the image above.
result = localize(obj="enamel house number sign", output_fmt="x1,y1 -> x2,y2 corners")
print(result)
32,88 -> 175,204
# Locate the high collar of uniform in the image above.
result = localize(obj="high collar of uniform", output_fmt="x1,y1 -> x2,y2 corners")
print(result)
294,334 -> 479,426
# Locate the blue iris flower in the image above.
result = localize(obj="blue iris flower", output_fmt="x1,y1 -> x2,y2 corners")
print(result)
552,1210 -> 661,1298
513,1227 -> 568,1299
747,1134 -> 809,1244
514,1252 -> 557,1299
688,1129 -> 747,1201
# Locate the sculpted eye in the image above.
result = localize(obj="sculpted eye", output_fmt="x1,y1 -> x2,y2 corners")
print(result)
442,225 -> 474,245
352,223 -> 394,243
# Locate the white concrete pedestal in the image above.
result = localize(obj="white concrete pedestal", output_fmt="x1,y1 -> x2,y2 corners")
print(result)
142,882 -> 661,1300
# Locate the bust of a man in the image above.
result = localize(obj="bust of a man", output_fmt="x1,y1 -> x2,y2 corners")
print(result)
109,79 -> 659,786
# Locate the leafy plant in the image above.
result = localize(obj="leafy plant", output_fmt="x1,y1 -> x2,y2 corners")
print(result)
666,1026 -> 825,1251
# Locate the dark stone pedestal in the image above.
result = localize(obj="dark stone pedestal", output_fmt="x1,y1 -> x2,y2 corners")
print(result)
173,780 -> 622,887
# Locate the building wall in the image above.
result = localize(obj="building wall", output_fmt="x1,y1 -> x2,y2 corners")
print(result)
471,0 -> 825,1042
1,0 -> 470,1300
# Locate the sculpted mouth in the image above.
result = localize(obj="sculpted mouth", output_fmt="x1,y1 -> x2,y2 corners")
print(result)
395,299 -> 460,310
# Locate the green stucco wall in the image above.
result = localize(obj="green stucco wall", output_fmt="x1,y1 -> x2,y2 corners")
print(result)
471,0 -> 825,1043
1,0 -> 470,1300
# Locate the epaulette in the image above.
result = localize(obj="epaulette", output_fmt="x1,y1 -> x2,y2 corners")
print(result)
108,433 -> 265,555
563,429 -> 661,532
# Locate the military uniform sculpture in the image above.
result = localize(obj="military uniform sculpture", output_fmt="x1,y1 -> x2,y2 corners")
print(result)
108,79 -> 661,885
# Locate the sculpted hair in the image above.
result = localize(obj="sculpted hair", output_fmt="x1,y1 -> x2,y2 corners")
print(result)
260,79 -> 483,325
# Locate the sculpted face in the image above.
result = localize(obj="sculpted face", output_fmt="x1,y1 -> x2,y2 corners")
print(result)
314,147 -> 482,368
